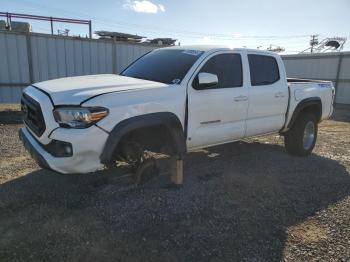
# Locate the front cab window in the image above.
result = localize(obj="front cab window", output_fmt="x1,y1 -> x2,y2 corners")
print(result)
193,53 -> 243,90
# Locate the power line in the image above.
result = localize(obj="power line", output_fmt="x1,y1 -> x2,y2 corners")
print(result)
18,0 -> 349,52
19,0 -> 313,40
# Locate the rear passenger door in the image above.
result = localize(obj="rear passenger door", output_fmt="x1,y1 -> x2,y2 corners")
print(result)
245,53 -> 288,136
187,52 -> 248,149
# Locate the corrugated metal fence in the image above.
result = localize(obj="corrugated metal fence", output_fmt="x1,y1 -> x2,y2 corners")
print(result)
0,31 -> 157,103
282,52 -> 350,104
1,30 -> 349,104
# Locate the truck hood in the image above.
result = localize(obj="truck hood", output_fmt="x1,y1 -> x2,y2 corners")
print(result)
33,74 -> 168,105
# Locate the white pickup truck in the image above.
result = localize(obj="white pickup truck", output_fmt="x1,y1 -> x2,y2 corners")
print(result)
19,46 -> 335,182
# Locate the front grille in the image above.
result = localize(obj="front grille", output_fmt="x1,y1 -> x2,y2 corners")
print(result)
21,93 -> 46,137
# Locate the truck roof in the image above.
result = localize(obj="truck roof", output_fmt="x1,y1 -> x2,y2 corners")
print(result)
163,45 -> 277,55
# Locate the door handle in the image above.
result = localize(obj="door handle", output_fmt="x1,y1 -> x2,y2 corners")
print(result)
234,95 -> 248,101
275,92 -> 285,98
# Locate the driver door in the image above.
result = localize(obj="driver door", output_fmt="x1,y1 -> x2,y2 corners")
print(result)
187,52 -> 249,149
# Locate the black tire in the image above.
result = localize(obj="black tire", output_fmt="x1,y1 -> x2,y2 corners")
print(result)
284,113 -> 318,156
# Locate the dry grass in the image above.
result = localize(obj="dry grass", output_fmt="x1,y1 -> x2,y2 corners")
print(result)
0,104 -> 21,112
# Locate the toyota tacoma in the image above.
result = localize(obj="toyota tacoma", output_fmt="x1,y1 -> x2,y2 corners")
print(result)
19,46 -> 335,183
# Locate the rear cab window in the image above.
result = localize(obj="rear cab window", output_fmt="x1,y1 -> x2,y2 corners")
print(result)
248,54 -> 280,86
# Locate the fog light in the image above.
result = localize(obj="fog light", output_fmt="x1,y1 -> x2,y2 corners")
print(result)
64,146 -> 72,155
45,140 -> 73,157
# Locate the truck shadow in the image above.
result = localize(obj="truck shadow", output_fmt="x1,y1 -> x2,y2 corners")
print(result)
1,141 -> 350,261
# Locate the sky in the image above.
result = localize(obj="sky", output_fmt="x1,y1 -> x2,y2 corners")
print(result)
1,0 -> 350,53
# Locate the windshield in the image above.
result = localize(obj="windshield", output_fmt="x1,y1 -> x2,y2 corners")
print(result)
121,49 -> 204,84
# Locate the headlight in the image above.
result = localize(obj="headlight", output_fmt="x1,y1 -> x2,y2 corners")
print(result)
53,107 -> 109,128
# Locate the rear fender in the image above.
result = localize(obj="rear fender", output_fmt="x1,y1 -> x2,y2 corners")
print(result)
287,97 -> 322,129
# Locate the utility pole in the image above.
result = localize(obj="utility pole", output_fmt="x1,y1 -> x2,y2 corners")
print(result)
310,34 -> 319,53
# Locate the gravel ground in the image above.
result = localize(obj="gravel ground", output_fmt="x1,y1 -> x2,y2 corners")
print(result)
0,105 -> 349,262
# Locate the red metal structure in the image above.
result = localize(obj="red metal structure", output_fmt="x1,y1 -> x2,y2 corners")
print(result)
0,12 -> 92,38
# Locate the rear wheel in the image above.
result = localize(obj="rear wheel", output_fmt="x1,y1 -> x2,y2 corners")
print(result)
284,113 -> 318,156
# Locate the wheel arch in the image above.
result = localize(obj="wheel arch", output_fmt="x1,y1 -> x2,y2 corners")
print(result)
287,97 -> 322,129
100,112 -> 186,165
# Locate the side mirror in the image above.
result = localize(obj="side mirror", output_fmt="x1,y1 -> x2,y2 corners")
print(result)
197,72 -> 218,89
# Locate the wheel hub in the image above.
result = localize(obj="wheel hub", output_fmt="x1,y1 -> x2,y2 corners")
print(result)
303,121 -> 315,150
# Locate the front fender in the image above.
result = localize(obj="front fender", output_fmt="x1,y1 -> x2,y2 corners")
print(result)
100,112 -> 186,164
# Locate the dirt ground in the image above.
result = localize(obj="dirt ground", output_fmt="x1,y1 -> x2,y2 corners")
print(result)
0,104 -> 349,262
